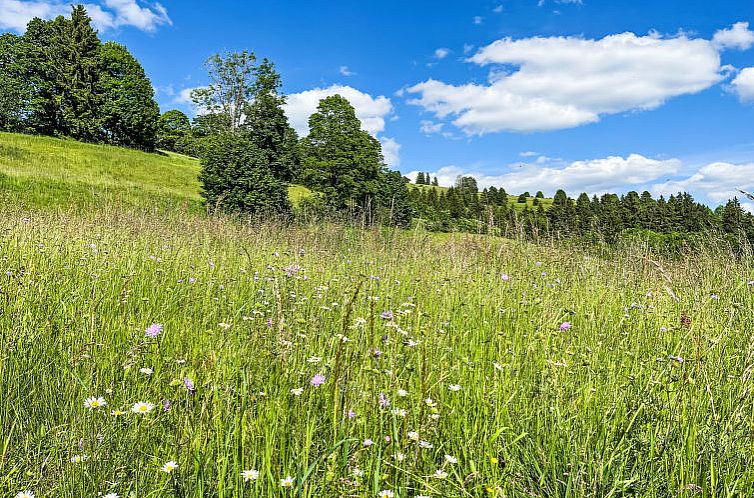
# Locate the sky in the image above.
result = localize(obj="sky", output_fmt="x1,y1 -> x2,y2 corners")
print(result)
3,0 -> 754,207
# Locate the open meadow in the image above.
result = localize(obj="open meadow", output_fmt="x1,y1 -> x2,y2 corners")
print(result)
1,207 -> 754,497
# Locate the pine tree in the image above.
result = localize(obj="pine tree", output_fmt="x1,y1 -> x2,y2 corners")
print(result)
416,172 -> 425,185
432,176 -> 439,186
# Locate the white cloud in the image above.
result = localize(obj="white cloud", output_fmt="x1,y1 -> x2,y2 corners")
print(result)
493,5 -> 503,13
0,0 -> 171,32
653,161 -> 754,203
712,21 -> 754,50
731,67 -> 754,101
412,154 -> 680,195
339,66 -> 355,76
434,48 -> 450,59
420,120 -> 445,135
380,137 -> 401,167
407,26 -> 747,134
173,87 -> 201,106
473,16 -> 483,25
284,84 -> 393,137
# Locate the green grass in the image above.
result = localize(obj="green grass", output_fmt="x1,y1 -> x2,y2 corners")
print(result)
3,133 -> 754,497
2,206 -> 754,497
0,132 -> 313,211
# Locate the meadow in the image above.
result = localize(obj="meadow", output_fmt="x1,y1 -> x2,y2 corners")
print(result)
1,202 -> 754,497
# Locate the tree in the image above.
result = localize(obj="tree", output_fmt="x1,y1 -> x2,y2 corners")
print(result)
455,176 -> 478,193
416,172 -> 425,185
432,176 -> 439,186
157,110 -> 191,151
98,42 -> 159,150
535,191 -> 544,198
376,170 -> 414,227
191,51 -> 256,132
299,95 -> 384,214
0,33 -> 32,131
241,58 -> 298,182
199,132 -> 290,215
517,193 -> 527,203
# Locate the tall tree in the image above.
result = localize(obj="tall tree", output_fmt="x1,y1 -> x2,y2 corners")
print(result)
0,33 -> 32,131
299,94 -> 384,213
241,58 -> 299,181
191,51 -> 256,132
157,110 -> 191,151
98,42 -> 159,150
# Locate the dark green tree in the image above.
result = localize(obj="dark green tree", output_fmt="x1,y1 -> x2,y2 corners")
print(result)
98,42 -> 159,150
199,133 -> 290,215
416,172 -> 425,185
299,95 -> 384,214
0,33 -> 32,131
157,110 -> 191,151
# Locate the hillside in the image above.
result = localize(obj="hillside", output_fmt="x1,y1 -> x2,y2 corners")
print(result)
411,182 -> 554,210
0,133 -> 314,212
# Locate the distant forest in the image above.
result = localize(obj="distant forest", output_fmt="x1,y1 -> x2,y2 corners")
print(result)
1,5 -> 753,249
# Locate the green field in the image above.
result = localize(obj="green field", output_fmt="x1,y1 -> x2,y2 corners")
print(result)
2,134 -> 754,497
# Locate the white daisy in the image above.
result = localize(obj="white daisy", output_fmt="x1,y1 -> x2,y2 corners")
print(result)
161,460 -> 178,473
131,401 -> 155,415
241,469 -> 259,481
84,396 -> 106,410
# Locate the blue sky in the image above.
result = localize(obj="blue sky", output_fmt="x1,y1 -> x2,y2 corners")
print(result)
3,0 -> 754,206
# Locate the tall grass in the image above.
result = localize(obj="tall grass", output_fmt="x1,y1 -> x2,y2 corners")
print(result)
1,207 -> 753,497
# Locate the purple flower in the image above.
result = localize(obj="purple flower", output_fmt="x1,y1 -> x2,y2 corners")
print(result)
379,393 -> 390,408
310,374 -> 326,387
188,277 -> 196,284
266,318 -> 273,328
380,311 -> 393,321
145,323 -> 163,337
500,273 -> 510,281
371,347 -> 382,358
559,321 -> 572,331
184,377 -> 195,393
162,400 -> 171,412
347,410 -> 357,419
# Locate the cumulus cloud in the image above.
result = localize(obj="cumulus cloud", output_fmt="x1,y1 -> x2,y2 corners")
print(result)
284,84 -> 393,137
380,137 -> 401,167
731,67 -> 754,101
0,0 -> 171,32
653,161 -> 754,203
339,66 -> 355,76
407,24 -> 752,134
409,154 -> 680,195
712,21 -> 754,50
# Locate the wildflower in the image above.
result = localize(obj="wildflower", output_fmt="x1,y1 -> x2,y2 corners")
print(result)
163,400 -> 171,412
392,408 -> 407,417
669,355 -> 684,364
348,409 -> 357,418
103,494 -> 119,498
145,323 -> 162,337
378,491 -> 394,498
501,273 -> 510,281
131,401 -> 155,415
310,373 -> 326,387
84,396 -> 106,410
241,469 -> 259,481
307,356 -> 322,363
433,469 -> 448,479
290,388 -> 304,396
15,492 -> 34,498
70,454 -> 88,463
445,454 -> 458,464
352,467 -> 365,477
393,452 -> 405,461
419,440 -> 434,449
281,476 -> 295,488
184,377 -> 195,393
425,398 -> 437,408
161,460 -> 178,473
111,409 -> 125,416
448,384 -> 461,392
379,392 -> 390,407
139,367 -> 153,375
407,431 -> 420,441
559,321 -> 572,331
380,311 -> 394,321
363,438 -> 374,447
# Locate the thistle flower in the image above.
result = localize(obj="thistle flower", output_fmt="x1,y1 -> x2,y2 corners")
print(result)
310,374 -> 325,387
84,396 -> 106,410
145,323 -> 163,337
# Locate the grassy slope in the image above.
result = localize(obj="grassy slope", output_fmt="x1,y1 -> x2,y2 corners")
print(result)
0,132 -> 312,211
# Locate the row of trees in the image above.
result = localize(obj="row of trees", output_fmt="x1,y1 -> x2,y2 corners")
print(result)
408,177 -> 754,244
185,51 -> 413,225
0,6 -> 159,149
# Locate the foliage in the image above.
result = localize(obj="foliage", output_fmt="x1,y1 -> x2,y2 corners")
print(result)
199,132 -> 290,215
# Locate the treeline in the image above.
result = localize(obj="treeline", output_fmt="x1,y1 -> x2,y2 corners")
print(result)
0,6 -> 159,150
409,175 -> 754,246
